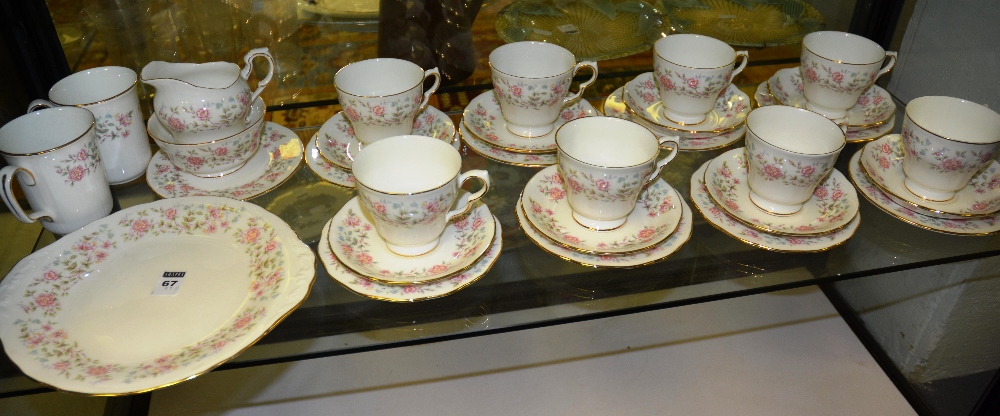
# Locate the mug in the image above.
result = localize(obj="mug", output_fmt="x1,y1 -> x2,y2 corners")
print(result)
351,135 -> 490,256
489,41 -> 598,137
555,117 -> 679,230
28,66 -> 152,184
335,59 -> 441,145
653,34 -> 748,125
800,31 -> 897,119
0,107 -> 113,235
900,96 -> 1000,202
744,106 -> 846,215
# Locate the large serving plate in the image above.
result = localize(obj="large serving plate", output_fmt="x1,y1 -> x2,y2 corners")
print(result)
0,197 -> 315,395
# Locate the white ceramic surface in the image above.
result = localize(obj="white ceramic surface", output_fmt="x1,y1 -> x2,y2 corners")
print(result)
625,73 -> 750,132
317,106 -> 455,170
517,195 -> 693,268
146,122 -> 302,200
754,82 -> 895,144
691,160 -> 860,252
0,107 -> 112,235
320,216 -> 502,302
143,48 -> 274,142
330,198 -> 495,283
705,148 -> 858,235
555,117 -> 678,230
849,149 -> 1000,235
30,66 -> 152,184
652,34 -> 748,125
148,97 -> 265,178
744,106 -> 846,215
899,96 -> 1000,202
800,31 -> 896,119
305,136 -> 357,188
489,41 -> 597,137
352,136 -> 489,256
335,58 -> 441,145
460,123 -> 557,167
463,91 -> 596,153
766,68 -> 896,127
521,166 -> 682,254
861,134 -> 1000,217
603,87 -> 745,151
0,196 -> 315,395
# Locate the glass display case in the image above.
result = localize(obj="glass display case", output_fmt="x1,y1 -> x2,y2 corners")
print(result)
2,0 -> 998,415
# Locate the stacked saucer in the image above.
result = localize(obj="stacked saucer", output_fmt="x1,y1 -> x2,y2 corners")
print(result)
849,134 -> 1000,235
756,67 -> 897,143
459,90 -> 598,167
145,97 -> 303,200
516,165 -> 692,267
691,148 -> 862,252
305,106 -> 459,188
606,72 -> 750,151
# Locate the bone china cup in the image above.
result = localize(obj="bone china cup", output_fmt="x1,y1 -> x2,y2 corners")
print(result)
800,31 -> 897,119
351,136 -> 490,256
0,107 -> 113,235
489,41 -> 598,137
653,34 -> 748,125
900,96 -> 1000,202
555,117 -> 679,230
335,59 -> 441,145
28,66 -> 152,184
745,106 -> 846,215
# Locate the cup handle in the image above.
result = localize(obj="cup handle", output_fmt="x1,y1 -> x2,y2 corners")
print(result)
240,47 -> 276,120
417,67 -> 442,113
27,99 -> 56,113
445,169 -> 490,222
644,137 -> 680,188
730,51 -> 749,81
835,119 -> 850,134
873,51 -> 897,83
563,61 -> 598,104
1,166 -> 53,224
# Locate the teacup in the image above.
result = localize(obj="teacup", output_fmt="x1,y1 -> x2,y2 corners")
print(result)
653,34 -> 748,125
0,107 -> 113,235
800,31 -> 897,119
352,135 -> 490,256
28,66 -> 152,185
148,97 -> 266,178
745,106 -> 846,215
900,96 -> 1000,202
489,41 -> 598,137
335,59 -> 441,145
555,117 -> 679,230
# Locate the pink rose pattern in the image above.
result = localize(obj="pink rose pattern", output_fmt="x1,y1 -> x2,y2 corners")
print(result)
322,111 -> 452,168
800,58 -> 877,95
94,110 -> 135,144
558,166 -> 651,204
492,77 -> 572,111
358,190 -> 454,229
15,202 -> 285,383
54,139 -> 101,186
156,91 -> 251,134
746,139 -> 832,188
165,126 -> 261,173
901,126 -> 994,176
464,93 -> 591,152
770,71 -> 893,126
653,64 -> 731,100
341,90 -> 421,127
629,75 -> 748,127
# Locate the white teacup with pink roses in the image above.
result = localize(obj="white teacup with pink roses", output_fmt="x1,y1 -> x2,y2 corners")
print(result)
652,34 -> 748,126
800,31 -> 896,120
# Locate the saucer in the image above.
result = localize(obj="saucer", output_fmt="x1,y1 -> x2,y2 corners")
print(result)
462,91 -> 597,154
691,160 -> 860,252
517,196 -> 692,268
317,106 -> 456,170
147,122 -> 302,200
755,82 -> 895,144
329,197 -> 496,284
860,134 -> 1000,217
520,166 -> 682,254
624,72 -> 750,132
460,122 -> 556,167
767,68 -> 896,127
305,136 -> 356,188
320,216 -> 502,302
849,149 -> 1000,235
705,148 -> 858,235
604,86 -> 745,151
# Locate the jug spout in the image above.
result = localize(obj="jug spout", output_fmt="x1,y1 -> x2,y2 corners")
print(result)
140,61 -> 241,90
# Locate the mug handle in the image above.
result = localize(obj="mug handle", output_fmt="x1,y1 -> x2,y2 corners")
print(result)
872,51 -> 898,83
1,166 -> 53,224
417,68 -> 443,113
644,136 -> 680,188
730,51 -> 749,80
563,61 -> 599,104
240,47 -> 276,120
27,99 -> 56,113
445,169 -> 490,222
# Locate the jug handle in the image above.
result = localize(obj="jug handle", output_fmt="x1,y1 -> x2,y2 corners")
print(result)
240,48 -> 275,121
